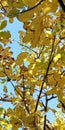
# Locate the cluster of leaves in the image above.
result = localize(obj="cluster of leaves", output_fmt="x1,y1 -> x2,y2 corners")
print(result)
0,0 -> 65,130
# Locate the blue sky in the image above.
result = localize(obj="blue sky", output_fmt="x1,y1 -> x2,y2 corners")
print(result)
5,17 -> 24,58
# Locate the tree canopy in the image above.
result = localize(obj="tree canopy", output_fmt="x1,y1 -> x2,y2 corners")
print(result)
0,0 -> 65,130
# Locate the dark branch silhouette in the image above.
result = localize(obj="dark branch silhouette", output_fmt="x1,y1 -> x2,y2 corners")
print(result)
19,0 -> 43,14
58,0 -> 65,12
60,100 -> 65,109
34,37 -> 55,112
0,2 -> 7,13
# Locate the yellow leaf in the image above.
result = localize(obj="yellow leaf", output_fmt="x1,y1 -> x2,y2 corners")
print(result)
22,0 -> 39,7
0,72 -> 5,77
36,59 -> 41,63
26,113 -> 34,124
26,91 -> 30,95
43,82 -> 46,88
18,31 -> 24,39
28,70 -> 33,75
46,30 -> 52,35
1,1 -> 8,6
43,7 -> 51,14
3,86 -> 8,93
0,45 -> 3,52
20,65 -> 28,72
9,18 -> 14,23
17,10 -> 33,22
16,52 -> 28,65
17,52 -> 28,60
60,29 -> 65,38
0,126 -> 2,130
53,53 -> 61,62
30,85 -> 34,94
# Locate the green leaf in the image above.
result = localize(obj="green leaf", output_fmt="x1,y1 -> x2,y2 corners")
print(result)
0,31 -> 11,39
0,31 -> 11,45
0,20 -> 7,30
0,108 -> 4,115
8,9 -> 19,17
58,49 -> 65,61
0,78 -> 6,84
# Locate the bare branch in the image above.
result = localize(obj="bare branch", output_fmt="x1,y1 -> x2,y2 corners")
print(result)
43,95 -> 48,130
19,42 -> 38,55
47,119 -> 55,130
58,0 -> 65,12
34,37 -> 55,112
46,124 -> 51,130
0,97 -> 12,102
19,0 -> 44,14
59,100 -> 65,109
22,74 -> 30,114
47,95 -> 57,101
0,1 -> 7,13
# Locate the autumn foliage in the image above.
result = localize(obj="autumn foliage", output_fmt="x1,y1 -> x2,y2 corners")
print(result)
0,0 -> 65,130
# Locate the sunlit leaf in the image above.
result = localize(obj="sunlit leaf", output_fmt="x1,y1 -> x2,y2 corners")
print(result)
53,53 -> 61,62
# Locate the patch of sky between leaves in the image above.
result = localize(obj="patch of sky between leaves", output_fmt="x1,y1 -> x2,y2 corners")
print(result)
4,17 -> 25,59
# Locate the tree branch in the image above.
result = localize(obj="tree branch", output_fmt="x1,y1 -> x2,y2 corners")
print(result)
0,97 -> 12,102
58,0 -> 65,12
59,100 -> 65,109
22,74 -> 30,114
19,42 -> 38,55
44,95 -> 48,130
47,95 -> 57,101
47,119 -> 54,130
19,0 -> 44,14
46,124 -> 51,130
34,38 -> 55,112
0,2 -> 7,13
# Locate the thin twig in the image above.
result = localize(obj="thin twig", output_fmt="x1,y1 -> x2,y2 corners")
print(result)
46,124 -> 51,130
0,2 -> 7,13
59,100 -> 65,109
22,74 -> 30,114
44,95 -> 48,130
0,97 -> 12,102
47,95 -> 57,101
58,0 -> 65,12
19,42 -> 38,55
46,119 -> 54,130
34,37 -> 55,112
19,0 -> 44,14
38,46 -> 44,57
